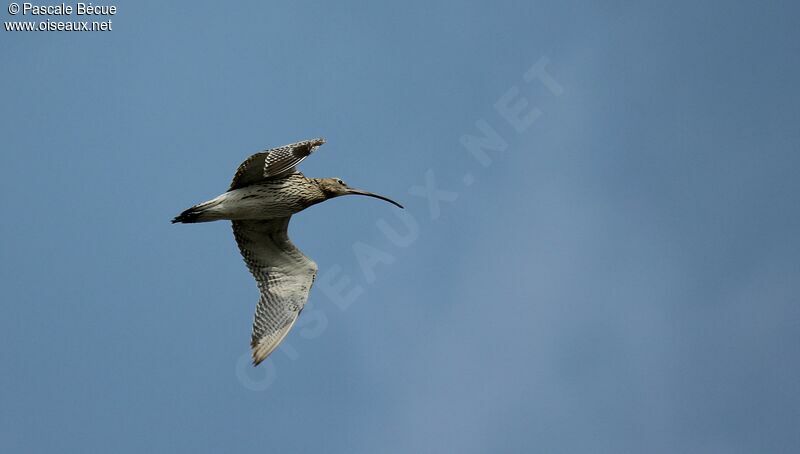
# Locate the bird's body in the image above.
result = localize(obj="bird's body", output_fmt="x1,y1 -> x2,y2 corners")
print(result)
173,138 -> 402,365
175,174 -> 325,222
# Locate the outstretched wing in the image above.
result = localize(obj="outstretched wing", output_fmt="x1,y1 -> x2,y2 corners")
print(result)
232,218 -> 318,365
229,138 -> 325,190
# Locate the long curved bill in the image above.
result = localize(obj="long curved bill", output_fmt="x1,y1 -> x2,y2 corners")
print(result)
346,188 -> 404,209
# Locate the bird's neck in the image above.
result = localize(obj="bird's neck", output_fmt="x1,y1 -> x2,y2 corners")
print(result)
308,178 -> 333,203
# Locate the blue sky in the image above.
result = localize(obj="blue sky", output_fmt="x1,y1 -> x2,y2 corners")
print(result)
2,1 -> 799,452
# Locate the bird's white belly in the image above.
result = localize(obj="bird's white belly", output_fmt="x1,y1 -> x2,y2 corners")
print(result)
205,185 -> 310,220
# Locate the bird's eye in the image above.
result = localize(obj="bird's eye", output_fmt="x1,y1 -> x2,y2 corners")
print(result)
336,179 -> 344,185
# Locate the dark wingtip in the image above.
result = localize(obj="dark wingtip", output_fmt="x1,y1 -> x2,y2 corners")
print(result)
299,137 -> 326,157
250,339 -> 262,367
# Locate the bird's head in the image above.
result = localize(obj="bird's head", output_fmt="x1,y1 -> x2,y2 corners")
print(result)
317,177 -> 404,209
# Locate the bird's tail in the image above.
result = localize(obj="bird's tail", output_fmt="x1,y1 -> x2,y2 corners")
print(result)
171,200 -> 222,223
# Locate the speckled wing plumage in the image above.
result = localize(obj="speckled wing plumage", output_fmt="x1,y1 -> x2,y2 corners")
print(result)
232,217 -> 318,365
229,138 -> 325,190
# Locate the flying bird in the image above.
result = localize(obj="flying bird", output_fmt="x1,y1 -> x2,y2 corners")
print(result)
172,138 -> 403,365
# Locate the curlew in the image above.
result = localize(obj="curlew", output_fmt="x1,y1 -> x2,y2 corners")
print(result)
172,138 -> 403,365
